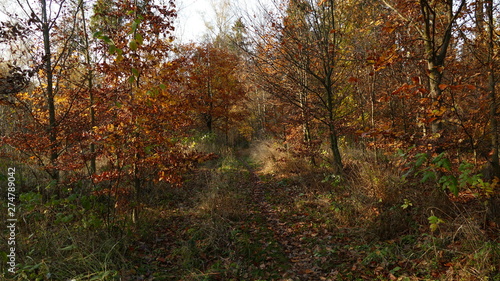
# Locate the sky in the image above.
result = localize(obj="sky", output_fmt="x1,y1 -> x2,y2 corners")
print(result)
0,0 -> 223,44
175,0 -> 215,43
174,0 -> 267,43
0,0 -> 268,44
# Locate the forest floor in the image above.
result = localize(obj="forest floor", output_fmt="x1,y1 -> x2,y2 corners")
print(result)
3,145 -> 499,280
121,147 -> 500,281
125,154 -> 358,280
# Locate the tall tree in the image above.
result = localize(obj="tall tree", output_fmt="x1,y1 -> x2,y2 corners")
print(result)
90,0 -> 213,221
1,0 -> 92,193
250,0 -> 359,173
39,0 -> 59,181
381,0 -> 466,141
486,0 -> 499,177
174,42 -> 248,143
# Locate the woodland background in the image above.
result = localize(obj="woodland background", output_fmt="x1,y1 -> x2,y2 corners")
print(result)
0,0 -> 500,280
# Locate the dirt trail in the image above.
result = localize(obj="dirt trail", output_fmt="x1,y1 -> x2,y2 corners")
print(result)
241,158 -> 335,280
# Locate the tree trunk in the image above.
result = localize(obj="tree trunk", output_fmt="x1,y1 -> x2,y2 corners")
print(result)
326,84 -> 342,174
486,0 -> 499,178
300,89 -> 314,165
133,156 -> 141,224
419,0 -> 465,153
41,0 -> 59,183
328,122 -> 342,174
300,81 -> 312,145
475,0 -> 485,35
206,113 -> 213,133
427,64 -> 444,134
80,0 -> 96,175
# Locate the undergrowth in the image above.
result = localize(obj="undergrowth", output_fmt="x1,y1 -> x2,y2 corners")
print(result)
1,141 -> 499,280
0,190 -> 128,280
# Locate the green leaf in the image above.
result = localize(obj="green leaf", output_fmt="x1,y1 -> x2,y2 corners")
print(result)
147,89 -> 159,97
129,39 -> 138,51
391,266 -> 402,274
135,32 -> 144,45
428,216 -> 439,224
93,31 -> 103,38
128,75 -> 136,84
449,183 -> 459,196
60,244 -> 77,251
459,162 -> 473,172
108,45 -> 116,55
415,153 -> 427,168
131,20 -> 140,33
439,158 -> 452,171
431,152 -> 445,164
101,35 -> 112,45
428,215 -> 445,232
67,194 -> 78,202
421,170 -> 436,183
144,145 -> 154,154
63,214 -> 74,222
131,23 -> 138,34
440,175 -> 459,196
81,196 -> 92,210
131,68 -> 140,77
401,199 -> 413,210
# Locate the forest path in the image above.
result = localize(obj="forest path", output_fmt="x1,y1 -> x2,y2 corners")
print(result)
238,156 -> 340,280
126,152 -> 352,280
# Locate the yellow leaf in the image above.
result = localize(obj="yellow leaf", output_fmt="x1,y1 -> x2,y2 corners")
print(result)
430,223 -> 438,232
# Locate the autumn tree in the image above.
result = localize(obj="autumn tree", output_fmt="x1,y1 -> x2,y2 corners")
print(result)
466,0 -> 500,177
89,0 -> 216,221
249,0 -> 362,173
381,0 -> 466,147
174,4 -> 252,145
171,42 -> 249,145
0,0 -> 99,197
485,0 -> 499,177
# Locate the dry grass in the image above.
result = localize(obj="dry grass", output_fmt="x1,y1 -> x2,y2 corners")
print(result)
248,140 -> 290,175
340,147 -> 415,237
342,147 -> 404,204
195,169 -> 248,221
248,140 -> 331,192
